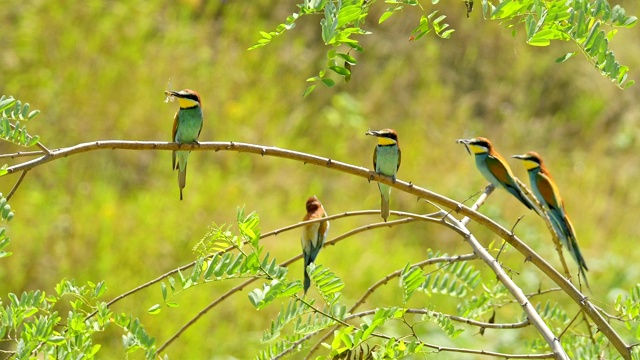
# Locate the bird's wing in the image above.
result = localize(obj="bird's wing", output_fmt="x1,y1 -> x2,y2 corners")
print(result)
535,171 -> 577,245
317,219 -> 329,247
372,146 -> 378,171
172,112 -> 179,170
486,154 -> 517,188
487,154 -> 533,209
534,172 -> 564,214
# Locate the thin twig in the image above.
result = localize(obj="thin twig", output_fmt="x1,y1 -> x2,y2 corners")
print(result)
6,170 -> 28,201
0,150 -> 44,159
350,308 -> 530,329
460,183 -> 494,226
34,142 -> 51,155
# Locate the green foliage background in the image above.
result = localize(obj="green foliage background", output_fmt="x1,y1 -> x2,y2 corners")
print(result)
1,0 -> 639,358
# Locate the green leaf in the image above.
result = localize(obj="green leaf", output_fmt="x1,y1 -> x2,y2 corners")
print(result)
336,53 -> 357,65
47,336 -> 66,345
259,31 -> 272,40
0,98 -> 15,113
321,78 -> 335,87
329,66 -> 351,76
27,110 -> 40,120
336,5 -> 362,28
148,304 -> 162,315
303,85 -> 317,97
556,52 -> 576,64
161,282 -> 167,301
379,10 -> 394,24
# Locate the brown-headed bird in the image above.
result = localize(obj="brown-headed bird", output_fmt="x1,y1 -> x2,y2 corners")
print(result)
512,151 -> 589,289
366,129 -> 401,221
301,196 -> 330,294
457,137 -> 535,210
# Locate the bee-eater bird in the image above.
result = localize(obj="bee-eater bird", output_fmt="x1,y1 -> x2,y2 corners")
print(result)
301,196 -> 330,294
165,89 -> 203,201
366,129 -> 401,221
512,151 -> 589,288
457,137 -> 535,211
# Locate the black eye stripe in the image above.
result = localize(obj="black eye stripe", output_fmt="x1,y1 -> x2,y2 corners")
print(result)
181,93 -> 200,102
380,132 -> 397,141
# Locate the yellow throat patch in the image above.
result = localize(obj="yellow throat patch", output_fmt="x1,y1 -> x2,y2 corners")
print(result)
468,144 -> 488,155
522,159 -> 540,170
377,137 -> 397,146
177,97 -> 199,109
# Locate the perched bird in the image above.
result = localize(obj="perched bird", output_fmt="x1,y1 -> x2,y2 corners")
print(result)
366,129 -> 401,221
457,137 -> 535,211
512,151 -> 589,288
165,89 -> 204,200
301,196 -> 330,294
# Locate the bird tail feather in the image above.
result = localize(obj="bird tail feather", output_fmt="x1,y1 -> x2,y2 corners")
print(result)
378,183 -> 391,221
380,196 -> 389,221
303,269 -> 311,295
178,162 -> 187,201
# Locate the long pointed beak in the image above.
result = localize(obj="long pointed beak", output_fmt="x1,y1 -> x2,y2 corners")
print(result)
511,154 -> 527,160
365,130 -> 380,136
165,90 -> 179,97
456,139 -> 472,155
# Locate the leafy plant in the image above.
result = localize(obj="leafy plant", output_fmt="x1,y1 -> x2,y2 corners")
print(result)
251,0 -> 636,92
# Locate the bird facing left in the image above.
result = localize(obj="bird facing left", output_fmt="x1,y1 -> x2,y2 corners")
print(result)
165,89 -> 204,200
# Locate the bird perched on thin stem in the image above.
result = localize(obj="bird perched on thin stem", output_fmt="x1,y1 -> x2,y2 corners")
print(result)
512,151 -> 589,289
366,129 -> 401,221
301,196 -> 330,295
457,137 -> 535,211
165,89 -> 203,200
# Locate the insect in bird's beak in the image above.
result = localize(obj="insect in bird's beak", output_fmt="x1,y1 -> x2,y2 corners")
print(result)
164,90 -> 176,103
456,139 -> 472,155
365,129 -> 379,136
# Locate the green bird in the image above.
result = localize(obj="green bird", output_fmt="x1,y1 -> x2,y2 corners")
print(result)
366,129 -> 401,221
166,89 -> 204,200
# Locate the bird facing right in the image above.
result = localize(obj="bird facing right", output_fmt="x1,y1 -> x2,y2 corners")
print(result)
512,151 -> 589,289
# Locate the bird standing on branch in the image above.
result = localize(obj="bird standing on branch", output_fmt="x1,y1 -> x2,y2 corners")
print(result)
512,151 -> 589,289
165,89 -> 203,200
366,129 -> 401,221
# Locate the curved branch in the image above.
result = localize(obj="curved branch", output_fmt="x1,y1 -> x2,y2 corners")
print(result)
3,140 -> 628,358
352,308 -> 530,329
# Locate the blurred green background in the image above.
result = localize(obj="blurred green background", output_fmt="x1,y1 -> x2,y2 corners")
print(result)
1,0 -> 639,358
